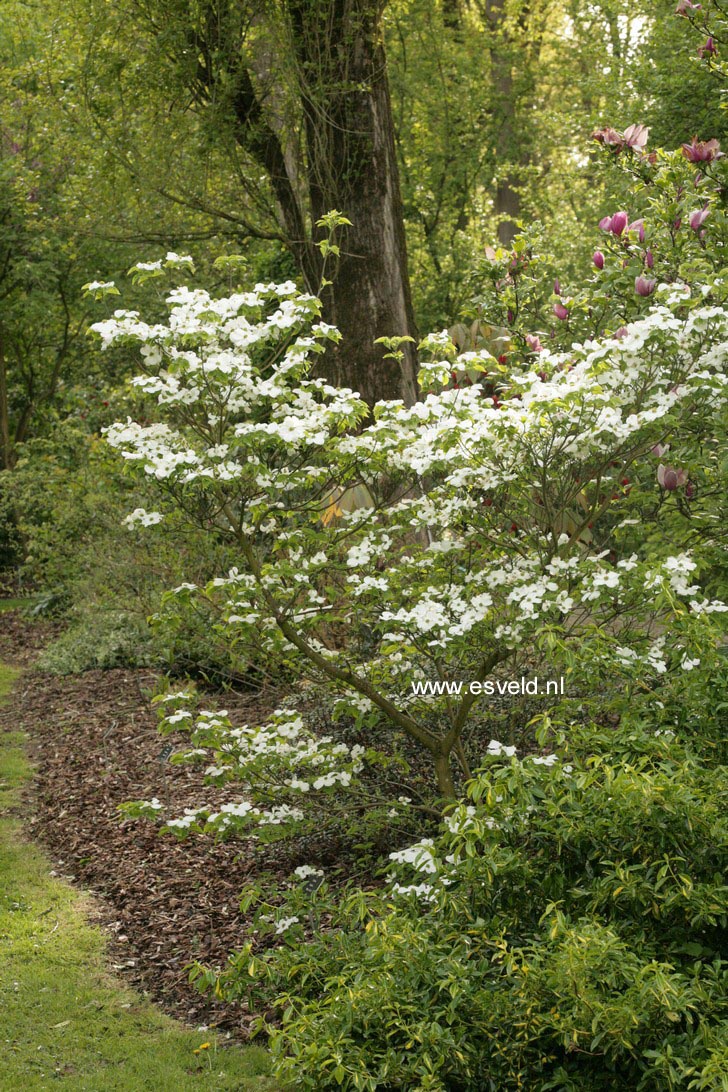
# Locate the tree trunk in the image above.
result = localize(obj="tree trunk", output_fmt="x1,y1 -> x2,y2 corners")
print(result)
211,2 -> 418,406
289,0 -> 419,406
485,0 -> 520,247
434,750 -> 457,799
0,325 -> 14,471
162,0 -> 419,405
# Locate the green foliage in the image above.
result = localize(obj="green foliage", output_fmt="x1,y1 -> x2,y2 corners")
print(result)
148,49 -> 728,1090
385,0 -> 728,327
464,138 -> 728,357
97,214 -> 728,820
212,701 -> 728,1091
37,611 -> 154,675
0,4 -> 726,1089
3,423 -> 252,675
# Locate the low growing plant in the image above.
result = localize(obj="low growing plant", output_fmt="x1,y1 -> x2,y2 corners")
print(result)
206,709 -> 727,1091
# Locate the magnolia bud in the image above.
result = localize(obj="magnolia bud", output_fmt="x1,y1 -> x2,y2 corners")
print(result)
635,275 -> 656,297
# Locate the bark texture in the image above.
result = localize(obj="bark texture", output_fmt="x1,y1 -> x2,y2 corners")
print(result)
485,0 -> 520,247
184,0 -> 419,405
290,0 -> 418,404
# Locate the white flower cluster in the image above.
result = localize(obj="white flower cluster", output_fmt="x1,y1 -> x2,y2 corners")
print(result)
275,916 -> 300,935
387,751 -> 577,903
341,300 -> 728,489
486,740 -> 517,758
294,865 -> 324,880
84,280 -> 116,293
389,838 -> 438,873
160,798 -> 308,836
101,277 -> 727,831
95,280 -> 364,489
159,704 -> 367,822
389,882 -> 437,902
444,805 -> 477,833
122,507 -> 164,528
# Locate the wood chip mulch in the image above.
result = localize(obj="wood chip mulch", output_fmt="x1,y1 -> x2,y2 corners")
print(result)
0,609 -> 289,1037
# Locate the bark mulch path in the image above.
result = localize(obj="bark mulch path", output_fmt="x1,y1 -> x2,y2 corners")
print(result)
0,610 -> 288,1037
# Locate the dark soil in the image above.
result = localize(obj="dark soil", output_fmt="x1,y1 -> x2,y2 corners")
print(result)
0,610 -> 285,1036
0,607 -> 567,1037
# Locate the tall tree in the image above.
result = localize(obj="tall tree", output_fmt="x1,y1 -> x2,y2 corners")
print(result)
0,46 -> 89,470
128,0 -> 419,406
484,0 -> 521,246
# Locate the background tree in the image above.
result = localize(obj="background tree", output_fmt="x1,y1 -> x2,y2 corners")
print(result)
0,29 -> 91,471
112,0 -> 420,406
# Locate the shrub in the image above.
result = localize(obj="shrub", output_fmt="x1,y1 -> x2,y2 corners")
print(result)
92,137 -> 728,1091
4,424 -> 256,676
100,261 -> 727,818
204,705 -> 728,1091
37,611 -> 154,674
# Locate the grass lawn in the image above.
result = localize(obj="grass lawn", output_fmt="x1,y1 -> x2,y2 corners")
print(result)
0,598 -> 29,612
0,660 -> 278,1091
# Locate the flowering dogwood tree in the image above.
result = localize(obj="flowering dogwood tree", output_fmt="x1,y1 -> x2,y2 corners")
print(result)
86,81 -> 728,1088
92,249 -> 728,814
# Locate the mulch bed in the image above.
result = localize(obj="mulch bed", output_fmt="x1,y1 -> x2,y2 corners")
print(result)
0,610 -> 291,1036
0,608 -> 562,1037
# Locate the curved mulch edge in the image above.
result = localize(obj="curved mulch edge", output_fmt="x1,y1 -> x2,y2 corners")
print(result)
0,611 -> 287,1037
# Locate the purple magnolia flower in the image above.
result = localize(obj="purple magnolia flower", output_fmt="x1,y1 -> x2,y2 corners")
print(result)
675,0 -> 701,13
525,333 -> 544,352
673,217 -> 682,232
553,302 -> 569,321
593,250 -> 605,270
554,278 -> 561,296
612,211 -> 629,235
613,327 -> 629,339
657,464 -> 687,490
593,126 -> 625,148
622,123 -> 650,150
681,136 -> 723,163
592,124 -> 649,153
645,249 -> 654,269
698,37 -> 717,58
629,218 -> 646,242
635,275 -> 656,297
689,204 -> 710,231
651,443 -> 669,457
599,210 -> 629,236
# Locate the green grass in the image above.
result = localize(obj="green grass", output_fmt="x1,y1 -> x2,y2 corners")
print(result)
0,661 -> 278,1092
0,597 -> 28,612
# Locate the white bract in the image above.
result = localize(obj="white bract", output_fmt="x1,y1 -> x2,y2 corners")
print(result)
97,275 -> 728,810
